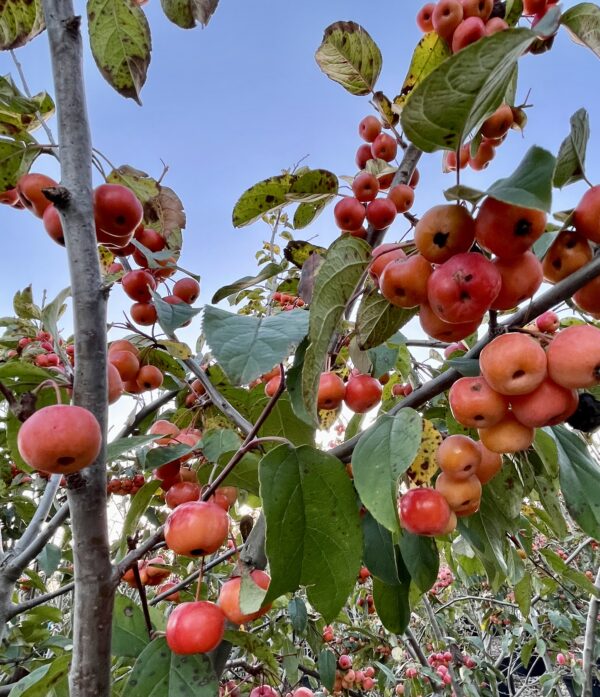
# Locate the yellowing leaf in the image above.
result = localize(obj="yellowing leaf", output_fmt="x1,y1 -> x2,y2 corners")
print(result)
407,419 -> 442,487
393,32 -> 451,114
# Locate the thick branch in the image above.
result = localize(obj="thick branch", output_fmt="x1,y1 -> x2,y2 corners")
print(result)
7,581 -> 75,620
331,253 -> 600,462
41,2 -> 113,696
10,475 -> 62,556
582,565 -> 600,697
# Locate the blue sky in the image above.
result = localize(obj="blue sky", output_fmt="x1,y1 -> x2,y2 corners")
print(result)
0,0 -> 599,336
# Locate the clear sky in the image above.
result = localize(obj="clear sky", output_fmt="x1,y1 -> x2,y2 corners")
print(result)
0,0 -> 598,336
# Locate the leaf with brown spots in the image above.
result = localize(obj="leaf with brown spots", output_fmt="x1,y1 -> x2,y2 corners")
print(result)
315,21 -> 382,96
87,0 -> 151,104
0,136 -> 39,192
160,0 -> 219,28
0,0 -> 45,50
407,418 -> 442,487
143,185 -> 186,248
233,173 -> 295,228
0,75 -> 54,137
392,32 -> 451,115
107,165 -> 159,203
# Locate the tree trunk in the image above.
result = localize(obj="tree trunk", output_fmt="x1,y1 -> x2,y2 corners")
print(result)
40,2 -> 113,695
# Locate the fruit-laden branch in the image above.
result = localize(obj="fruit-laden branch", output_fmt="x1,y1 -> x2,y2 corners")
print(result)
331,252 -> 600,462
41,2 -> 112,696
422,595 -> 465,697
366,143 -> 422,248
582,565 -> 600,697
114,371 -> 285,579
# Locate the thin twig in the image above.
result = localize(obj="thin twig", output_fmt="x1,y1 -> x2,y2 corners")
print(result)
128,537 -> 153,639
10,49 -> 57,147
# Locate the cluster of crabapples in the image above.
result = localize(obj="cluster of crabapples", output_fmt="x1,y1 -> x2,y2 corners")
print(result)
271,291 -> 305,311
333,115 -> 417,239
372,177 -> 600,343
400,322 -> 600,537
416,0 -> 556,54
444,102 -> 519,172
5,171 -> 201,331
330,656 -> 376,693
5,329 -> 73,369
106,473 -> 145,496
264,366 -> 384,414
396,651 -> 476,694
106,338 -> 164,397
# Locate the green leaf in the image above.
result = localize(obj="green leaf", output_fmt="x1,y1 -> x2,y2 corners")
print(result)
239,571 -> 268,615
288,597 -> 308,635
485,146 -> 555,212
561,3 -> 600,59
514,572 -> 532,616
259,444 -> 362,622
107,165 -> 159,202
443,184 -> 486,205
356,288 -> 417,350
540,548 -> 599,596
301,236 -> 370,423
36,543 -> 62,576
293,198 -> 331,229
87,0 -> 151,104
143,441 -> 199,470
446,358 -> 481,376
124,637 -> 218,696
151,291 -> 202,334
159,340 -> 192,360
353,410 -> 423,535
401,29 -> 534,152
199,449 -> 257,492
232,173 -> 295,228
112,593 -> 149,658
200,428 -> 242,462
286,337 -> 314,426
0,0 -> 45,50
0,76 -> 54,137
223,630 -> 278,673
13,285 -> 41,320
399,533 -> 439,593
202,305 -> 309,385
107,434 -> 161,463
159,0 -> 217,28
143,347 -> 186,380
552,425 -> 600,539
287,169 -> 339,202
315,21 -> 382,96
362,511 -> 400,586
118,480 -> 162,556
318,648 -> 337,691
250,392 -> 315,447
7,655 -> 70,697
284,239 -> 327,269
0,136 -> 40,191
41,287 -> 70,347
372,577 -> 410,634
393,32 -> 452,113
212,262 -> 286,303
553,109 -> 589,188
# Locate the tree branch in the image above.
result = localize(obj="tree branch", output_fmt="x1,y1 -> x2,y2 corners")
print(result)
582,565 -> 600,697
331,253 -> 600,462
114,389 -> 179,440
41,2 -> 113,696
9,475 -> 62,556
7,581 -> 75,620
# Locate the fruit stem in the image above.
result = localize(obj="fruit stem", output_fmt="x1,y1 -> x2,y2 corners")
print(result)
195,557 -> 204,602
